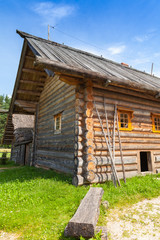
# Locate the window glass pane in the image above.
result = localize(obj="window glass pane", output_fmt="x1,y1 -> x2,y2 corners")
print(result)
54,114 -> 61,131
153,116 -> 160,131
120,112 -> 129,128
56,117 -> 60,130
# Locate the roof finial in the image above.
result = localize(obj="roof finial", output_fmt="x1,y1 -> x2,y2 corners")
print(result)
151,63 -> 154,75
48,24 -> 50,40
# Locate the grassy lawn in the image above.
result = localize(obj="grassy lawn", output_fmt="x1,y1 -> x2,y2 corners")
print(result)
0,160 -> 19,168
0,166 -> 160,239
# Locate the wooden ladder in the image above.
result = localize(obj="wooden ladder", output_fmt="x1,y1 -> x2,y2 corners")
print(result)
94,100 -> 126,186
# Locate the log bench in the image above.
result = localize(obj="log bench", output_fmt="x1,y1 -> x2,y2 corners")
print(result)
64,187 -> 105,238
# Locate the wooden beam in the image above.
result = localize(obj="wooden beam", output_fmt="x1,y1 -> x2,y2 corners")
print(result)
65,188 -> 104,238
9,40 -> 28,114
22,68 -> 46,76
17,90 -> 41,96
22,108 -> 35,113
25,55 -> 35,61
15,100 -> 38,108
20,79 -> 45,86
59,74 -> 82,85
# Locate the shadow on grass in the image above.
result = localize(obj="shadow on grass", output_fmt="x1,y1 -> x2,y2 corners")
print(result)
0,166 -> 72,185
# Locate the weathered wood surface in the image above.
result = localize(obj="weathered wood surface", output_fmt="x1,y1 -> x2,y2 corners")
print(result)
155,156 -> 160,162
36,75 -> 76,174
65,187 -> 104,238
92,85 -> 160,176
35,55 -> 160,95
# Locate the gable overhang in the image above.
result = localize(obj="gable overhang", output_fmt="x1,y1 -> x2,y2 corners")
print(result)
34,56 -> 160,97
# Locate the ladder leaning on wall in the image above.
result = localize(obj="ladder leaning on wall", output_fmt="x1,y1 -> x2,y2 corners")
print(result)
94,99 -> 126,187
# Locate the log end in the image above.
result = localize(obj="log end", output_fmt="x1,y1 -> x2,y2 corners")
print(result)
65,222 -> 95,238
72,175 -> 84,186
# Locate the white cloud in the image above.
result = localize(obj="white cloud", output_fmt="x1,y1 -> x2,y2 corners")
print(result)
134,35 -> 149,43
107,45 -> 126,55
32,2 -> 75,25
153,52 -> 160,57
132,57 -> 150,65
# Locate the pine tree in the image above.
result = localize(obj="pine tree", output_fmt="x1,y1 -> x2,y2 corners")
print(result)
0,95 -> 11,143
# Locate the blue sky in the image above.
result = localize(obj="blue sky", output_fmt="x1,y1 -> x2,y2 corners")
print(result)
1,0 -> 160,95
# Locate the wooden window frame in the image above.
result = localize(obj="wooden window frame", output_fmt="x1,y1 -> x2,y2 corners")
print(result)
117,108 -> 133,131
151,113 -> 160,133
54,113 -> 62,134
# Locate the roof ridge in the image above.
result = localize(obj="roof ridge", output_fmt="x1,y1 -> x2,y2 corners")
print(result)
16,30 -> 160,80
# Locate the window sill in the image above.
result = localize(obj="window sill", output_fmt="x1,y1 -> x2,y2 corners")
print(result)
119,128 -> 132,131
54,130 -> 61,135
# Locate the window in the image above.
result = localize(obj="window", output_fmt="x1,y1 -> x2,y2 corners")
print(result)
151,113 -> 160,133
54,113 -> 62,133
118,108 -> 133,131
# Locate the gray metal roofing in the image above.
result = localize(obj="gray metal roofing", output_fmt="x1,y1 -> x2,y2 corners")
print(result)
18,30 -> 160,90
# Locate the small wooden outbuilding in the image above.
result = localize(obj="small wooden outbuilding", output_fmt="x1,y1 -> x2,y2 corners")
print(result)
3,30 -> 160,185
7,114 -> 34,165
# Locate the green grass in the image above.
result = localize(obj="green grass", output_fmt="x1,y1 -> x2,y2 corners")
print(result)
0,160 -> 18,168
0,167 -> 160,239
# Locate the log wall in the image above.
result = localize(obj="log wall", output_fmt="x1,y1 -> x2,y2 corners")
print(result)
35,75 -> 76,174
92,84 -> 160,179
73,83 -> 160,185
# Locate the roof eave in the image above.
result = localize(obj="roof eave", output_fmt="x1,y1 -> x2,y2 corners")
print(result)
34,56 -> 160,96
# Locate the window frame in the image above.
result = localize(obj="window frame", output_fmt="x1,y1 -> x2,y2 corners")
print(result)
151,113 -> 160,133
117,108 -> 133,131
54,113 -> 62,134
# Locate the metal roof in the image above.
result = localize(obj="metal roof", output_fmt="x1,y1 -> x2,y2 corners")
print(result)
17,30 -> 160,91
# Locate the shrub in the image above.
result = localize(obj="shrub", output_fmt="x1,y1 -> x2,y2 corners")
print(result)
1,152 -> 7,165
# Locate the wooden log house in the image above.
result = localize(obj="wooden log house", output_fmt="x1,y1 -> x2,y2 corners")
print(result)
3,30 -> 160,185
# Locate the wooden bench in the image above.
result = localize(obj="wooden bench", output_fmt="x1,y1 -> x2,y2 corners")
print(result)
65,187 -> 104,238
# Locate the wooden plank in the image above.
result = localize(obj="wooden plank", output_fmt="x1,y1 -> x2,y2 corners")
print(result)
22,68 -> 46,76
20,79 -> 45,86
95,156 -> 137,165
65,187 -> 104,238
17,89 -> 41,96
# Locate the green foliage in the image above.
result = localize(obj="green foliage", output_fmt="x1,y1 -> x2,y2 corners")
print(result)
0,167 -> 160,240
80,230 -> 102,240
0,167 -> 89,240
1,152 -> 7,165
0,94 -> 11,144
0,149 -> 11,165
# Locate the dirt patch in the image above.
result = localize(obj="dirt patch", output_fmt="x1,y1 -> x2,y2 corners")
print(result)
0,231 -> 20,240
106,196 -> 160,240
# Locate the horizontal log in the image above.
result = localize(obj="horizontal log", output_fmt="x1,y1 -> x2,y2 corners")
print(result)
20,79 -> 45,86
94,87 -> 160,109
65,187 -> 104,238
17,89 -> 41,96
93,94 -> 160,113
95,156 -> 137,165
94,131 -> 160,138
94,144 -> 160,151
93,83 -> 160,103
22,68 -> 46,76
37,150 -> 74,159
35,160 -> 74,174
